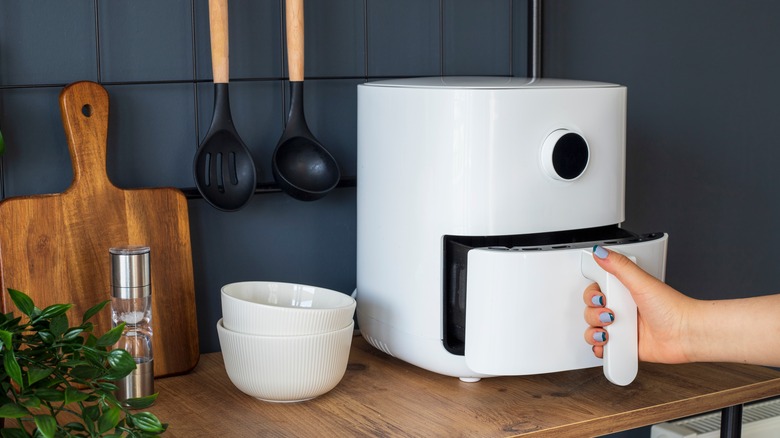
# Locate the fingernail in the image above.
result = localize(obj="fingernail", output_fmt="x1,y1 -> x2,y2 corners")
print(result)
599,312 -> 614,324
591,295 -> 604,306
593,245 -> 608,259
593,332 -> 606,342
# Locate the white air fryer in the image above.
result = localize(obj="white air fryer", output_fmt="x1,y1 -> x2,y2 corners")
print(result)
356,76 -> 668,385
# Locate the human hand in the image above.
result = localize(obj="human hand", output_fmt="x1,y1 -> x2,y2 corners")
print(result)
583,245 -> 693,364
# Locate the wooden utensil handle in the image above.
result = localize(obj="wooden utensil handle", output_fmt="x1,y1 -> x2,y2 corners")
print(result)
59,81 -> 112,192
209,0 -> 229,84
286,0 -> 304,82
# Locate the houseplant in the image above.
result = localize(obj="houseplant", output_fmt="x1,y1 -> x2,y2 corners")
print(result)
0,288 -> 166,437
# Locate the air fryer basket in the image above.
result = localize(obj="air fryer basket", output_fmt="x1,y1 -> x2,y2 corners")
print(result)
442,225 -> 665,355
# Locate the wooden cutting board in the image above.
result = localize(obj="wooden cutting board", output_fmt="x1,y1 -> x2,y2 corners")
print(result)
0,81 -> 199,377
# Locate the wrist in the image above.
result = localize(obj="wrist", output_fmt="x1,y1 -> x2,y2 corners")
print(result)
678,297 -> 705,363
680,298 -> 739,364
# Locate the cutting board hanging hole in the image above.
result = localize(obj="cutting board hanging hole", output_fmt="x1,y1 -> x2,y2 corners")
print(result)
81,104 -> 92,117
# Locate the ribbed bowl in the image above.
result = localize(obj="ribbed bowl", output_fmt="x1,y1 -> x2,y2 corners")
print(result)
216,318 -> 353,402
221,281 -> 356,336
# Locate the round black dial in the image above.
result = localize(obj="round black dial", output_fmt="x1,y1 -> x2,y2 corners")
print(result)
551,132 -> 589,180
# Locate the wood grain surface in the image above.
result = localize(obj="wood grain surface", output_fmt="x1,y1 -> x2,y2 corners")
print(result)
0,81 -> 199,377
149,335 -> 780,437
208,0 -> 229,84
285,0 -> 305,82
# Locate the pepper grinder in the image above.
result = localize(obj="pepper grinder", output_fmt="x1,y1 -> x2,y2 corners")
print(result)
110,245 -> 154,404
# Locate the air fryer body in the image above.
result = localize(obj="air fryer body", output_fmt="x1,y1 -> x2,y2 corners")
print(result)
356,77 -> 667,380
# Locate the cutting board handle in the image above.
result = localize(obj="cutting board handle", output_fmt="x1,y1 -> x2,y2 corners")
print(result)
59,81 -> 114,194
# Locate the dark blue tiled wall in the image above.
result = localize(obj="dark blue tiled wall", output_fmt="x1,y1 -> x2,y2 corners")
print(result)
544,0 -> 780,303
367,0 -> 441,76
0,0 -> 527,355
99,2 -> 195,83
7,2 -> 779,437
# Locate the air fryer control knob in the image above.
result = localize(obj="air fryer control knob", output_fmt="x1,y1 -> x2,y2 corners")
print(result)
541,129 -> 590,181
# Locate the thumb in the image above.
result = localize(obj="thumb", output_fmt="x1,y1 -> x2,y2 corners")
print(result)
592,245 -> 662,296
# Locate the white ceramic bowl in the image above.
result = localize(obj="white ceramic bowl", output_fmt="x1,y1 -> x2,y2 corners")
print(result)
217,318 -> 353,402
221,281 -> 356,336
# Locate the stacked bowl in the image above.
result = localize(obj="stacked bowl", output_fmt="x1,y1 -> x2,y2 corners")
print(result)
217,281 -> 356,402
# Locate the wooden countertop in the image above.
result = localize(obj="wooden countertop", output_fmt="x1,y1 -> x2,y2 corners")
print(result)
149,335 -> 780,437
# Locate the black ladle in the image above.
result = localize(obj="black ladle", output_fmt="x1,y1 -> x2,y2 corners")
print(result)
273,0 -> 340,202
193,0 -> 257,211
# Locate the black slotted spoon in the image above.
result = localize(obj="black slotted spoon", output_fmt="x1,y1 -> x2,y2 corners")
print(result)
193,0 -> 257,211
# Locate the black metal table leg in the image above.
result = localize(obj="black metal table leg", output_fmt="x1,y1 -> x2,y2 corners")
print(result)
721,404 -> 743,438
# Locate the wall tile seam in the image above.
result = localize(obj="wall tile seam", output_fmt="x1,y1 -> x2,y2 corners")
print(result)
1,0 -> 528,88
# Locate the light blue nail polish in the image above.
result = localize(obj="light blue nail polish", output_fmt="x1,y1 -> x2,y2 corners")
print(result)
591,295 -> 604,306
593,332 -> 606,342
593,245 -> 608,259
599,312 -> 614,324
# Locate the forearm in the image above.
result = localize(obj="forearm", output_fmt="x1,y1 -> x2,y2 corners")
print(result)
684,294 -> 780,367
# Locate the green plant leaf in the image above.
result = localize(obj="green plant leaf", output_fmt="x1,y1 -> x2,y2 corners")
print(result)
0,428 -> 28,438
98,381 -> 118,392
37,331 -> 55,344
0,289 -> 168,436
107,348 -> 135,368
27,367 -> 51,386
3,350 -> 23,388
34,414 -> 57,438
83,300 -> 110,324
83,403 -> 100,421
129,412 -> 165,433
70,365 -> 101,381
61,358 -> 90,368
81,409 -> 97,436
63,327 -> 84,341
105,349 -> 135,380
122,392 -> 158,410
0,314 -> 21,330
82,347 -> 105,366
7,289 -> 34,317
64,387 -> 90,405
0,403 -> 29,418
97,324 -> 125,347
63,422 -> 86,431
20,396 -> 41,409
81,321 -> 95,334
0,329 -> 12,350
50,313 -> 69,337
38,303 -> 72,320
34,388 -> 64,402
98,405 -> 121,433
83,333 -> 98,349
